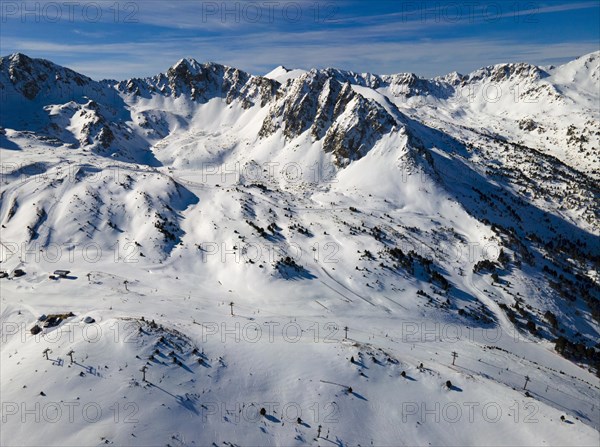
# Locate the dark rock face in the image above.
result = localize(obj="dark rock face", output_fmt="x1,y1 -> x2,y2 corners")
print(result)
466,63 -> 548,84
322,93 -> 396,166
97,126 -> 115,148
259,70 -> 398,165
1,53 -> 93,101
4,53 -> 42,100
118,59 -> 280,108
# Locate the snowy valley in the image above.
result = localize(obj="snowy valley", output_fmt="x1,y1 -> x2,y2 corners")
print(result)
0,52 -> 599,446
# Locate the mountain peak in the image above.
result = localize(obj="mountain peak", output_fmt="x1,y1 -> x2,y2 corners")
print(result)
0,52 -> 95,101
169,57 -> 202,73
466,61 -> 547,83
171,57 -> 233,71
264,65 -> 307,83
8,52 -> 32,63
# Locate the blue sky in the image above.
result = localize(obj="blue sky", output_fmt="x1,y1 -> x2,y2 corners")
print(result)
1,1 -> 599,79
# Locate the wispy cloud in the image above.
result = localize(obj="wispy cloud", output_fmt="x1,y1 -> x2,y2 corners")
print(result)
4,35 -> 598,80
1,1 -> 598,79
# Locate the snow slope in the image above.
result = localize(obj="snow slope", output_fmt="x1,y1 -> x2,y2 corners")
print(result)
0,52 -> 599,446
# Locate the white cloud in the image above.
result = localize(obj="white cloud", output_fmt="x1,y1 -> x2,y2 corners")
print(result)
2,1 -> 598,79
4,35 -> 598,80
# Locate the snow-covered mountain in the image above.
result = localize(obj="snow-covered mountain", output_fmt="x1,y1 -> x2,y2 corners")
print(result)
1,52 -> 599,446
